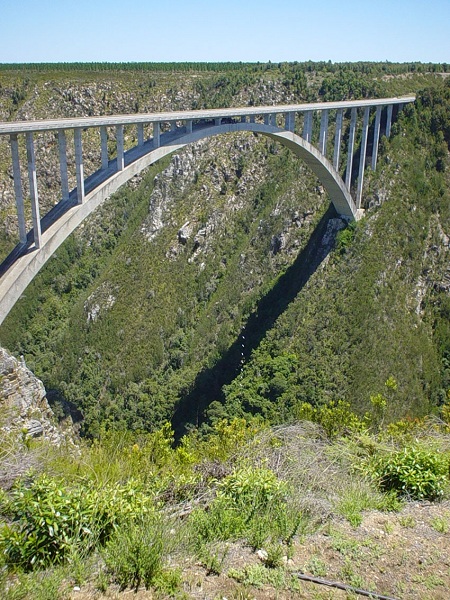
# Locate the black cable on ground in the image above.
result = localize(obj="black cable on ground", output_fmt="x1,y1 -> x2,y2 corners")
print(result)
295,572 -> 399,600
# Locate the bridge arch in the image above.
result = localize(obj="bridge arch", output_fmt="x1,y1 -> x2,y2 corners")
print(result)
0,121 -> 357,325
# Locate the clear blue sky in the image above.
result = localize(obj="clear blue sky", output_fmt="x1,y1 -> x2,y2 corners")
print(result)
1,0 -> 449,64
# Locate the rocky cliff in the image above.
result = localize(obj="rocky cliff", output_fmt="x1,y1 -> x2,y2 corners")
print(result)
0,347 -> 69,444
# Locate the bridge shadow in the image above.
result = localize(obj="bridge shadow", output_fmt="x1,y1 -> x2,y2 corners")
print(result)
171,204 -> 341,438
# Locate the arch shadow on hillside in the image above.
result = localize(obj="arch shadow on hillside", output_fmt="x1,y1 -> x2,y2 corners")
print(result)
171,204 -> 341,437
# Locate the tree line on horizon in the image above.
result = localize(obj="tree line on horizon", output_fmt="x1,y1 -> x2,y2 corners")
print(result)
0,60 -> 448,74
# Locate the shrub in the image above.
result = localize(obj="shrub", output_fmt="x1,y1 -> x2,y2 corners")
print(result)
295,400 -> 364,439
189,466 -> 295,552
102,516 -> 165,591
201,418 -> 265,462
189,497 -> 246,544
368,446 -> 450,500
335,222 -> 356,254
0,568 -> 68,600
0,475 -> 152,570
217,466 -> 287,510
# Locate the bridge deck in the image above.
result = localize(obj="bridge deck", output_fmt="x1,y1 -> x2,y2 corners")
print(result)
0,96 -> 415,135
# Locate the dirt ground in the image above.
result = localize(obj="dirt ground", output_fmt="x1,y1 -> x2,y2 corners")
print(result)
70,501 -> 450,600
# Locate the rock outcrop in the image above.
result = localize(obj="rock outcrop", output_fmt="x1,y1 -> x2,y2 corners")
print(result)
0,347 -> 70,446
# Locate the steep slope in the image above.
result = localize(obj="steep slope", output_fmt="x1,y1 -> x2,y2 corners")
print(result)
0,64 -> 449,436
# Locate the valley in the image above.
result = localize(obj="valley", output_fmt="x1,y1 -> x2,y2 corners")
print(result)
0,61 -> 449,599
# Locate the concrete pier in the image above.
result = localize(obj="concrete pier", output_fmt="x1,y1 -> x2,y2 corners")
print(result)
386,104 -> 393,138
153,122 -> 160,148
137,122 -> 144,147
356,107 -> 370,208
25,132 -> 42,248
372,106 -> 382,170
345,108 -> 357,189
333,109 -> 343,170
285,112 -> 295,132
74,128 -> 85,204
303,110 -> 313,143
10,134 -> 27,244
58,130 -> 70,201
116,125 -> 124,171
319,110 -> 329,155
100,126 -> 108,170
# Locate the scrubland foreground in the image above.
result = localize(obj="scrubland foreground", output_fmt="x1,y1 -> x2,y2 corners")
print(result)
1,407 -> 450,599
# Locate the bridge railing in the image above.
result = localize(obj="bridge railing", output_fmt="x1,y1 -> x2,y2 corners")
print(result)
0,97 -> 415,253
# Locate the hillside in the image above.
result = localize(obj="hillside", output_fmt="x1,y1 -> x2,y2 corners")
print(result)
0,63 -> 449,437
0,61 -> 450,600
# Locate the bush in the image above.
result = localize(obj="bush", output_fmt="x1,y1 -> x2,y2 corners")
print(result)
0,475 -> 152,570
217,466 -> 287,510
189,497 -> 246,544
102,517 -> 164,591
368,446 -> 450,500
189,466 -> 297,552
295,400 -> 364,439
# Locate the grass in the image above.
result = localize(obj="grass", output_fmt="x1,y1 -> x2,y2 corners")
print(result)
0,414 -> 450,598
399,515 -> 416,528
430,516 -> 449,533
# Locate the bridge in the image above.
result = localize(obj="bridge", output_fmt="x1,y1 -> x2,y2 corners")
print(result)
0,96 -> 415,325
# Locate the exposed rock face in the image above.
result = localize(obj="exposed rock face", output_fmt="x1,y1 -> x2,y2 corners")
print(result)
0,347 -> 69,445
84,281 -> 118,323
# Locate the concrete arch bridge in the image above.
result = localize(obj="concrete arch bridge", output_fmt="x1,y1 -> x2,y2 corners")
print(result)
0,96 -> 414,325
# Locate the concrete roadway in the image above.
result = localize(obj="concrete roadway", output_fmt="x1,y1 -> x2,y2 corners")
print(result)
0,96 -> 415,135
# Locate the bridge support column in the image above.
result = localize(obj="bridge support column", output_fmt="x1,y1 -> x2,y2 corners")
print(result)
240,115 -> 247,123
345,108 -> 357,189
25,132 -> 42,248
270,113 -> 277,126
74,129 -> 85,204
319,109 -> 329,155
185,120 -> 193,134
333,109 -> 343,170
303,111 -> 312,142
100,126 -> 108,170
10,134 -> 27,245
137,123 -> 144,147
171,121 -> 177,132
285,112 -> 295,132
356,107 -> 370,208
153,122 -> 160,148
385,104 -> 393,138
264,114 -> 270,125
57,130 -> 70,202
214,118 -> 221,126
116,125 -> 124,171
249,115 -> 255,123
371,105 -> 382,170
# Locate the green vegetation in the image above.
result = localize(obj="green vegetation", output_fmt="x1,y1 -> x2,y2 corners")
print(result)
0,64 -> 449,440
0,407 -> 449,598
365,445 -> 450,500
